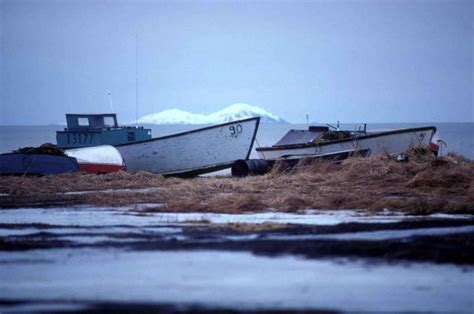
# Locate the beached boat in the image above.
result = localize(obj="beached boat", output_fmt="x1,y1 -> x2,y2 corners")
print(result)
0,144 -> 124,176
231,124 -> 438,177
116,117 -> 260,176
65,145 -> 125,174
0,146 -> 80,176
256,124 -> 438,160
56,113 -> 152,149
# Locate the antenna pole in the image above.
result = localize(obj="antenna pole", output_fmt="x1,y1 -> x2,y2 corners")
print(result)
108,90 -> 114,112
135,34 -> 138,127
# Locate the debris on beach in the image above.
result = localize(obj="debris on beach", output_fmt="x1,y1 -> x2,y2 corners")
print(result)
14,143 -> 66,156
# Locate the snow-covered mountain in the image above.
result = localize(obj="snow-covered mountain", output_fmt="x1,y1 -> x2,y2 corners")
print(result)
137,103 -> 285,125
138,109 -> 208,125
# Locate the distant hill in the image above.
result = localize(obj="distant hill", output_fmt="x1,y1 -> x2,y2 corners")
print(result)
137,103 -> 286,124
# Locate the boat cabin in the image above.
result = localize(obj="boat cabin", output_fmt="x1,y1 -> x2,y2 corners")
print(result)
275,126 -> 330,146
65,114 -> 119,130
56,113 -> 152,149
273,125 -> 367,147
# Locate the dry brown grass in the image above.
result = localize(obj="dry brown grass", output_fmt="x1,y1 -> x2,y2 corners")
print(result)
1,150 -> 473,214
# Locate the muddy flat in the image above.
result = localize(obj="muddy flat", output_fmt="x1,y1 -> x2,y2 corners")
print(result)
0,206 -> 473,313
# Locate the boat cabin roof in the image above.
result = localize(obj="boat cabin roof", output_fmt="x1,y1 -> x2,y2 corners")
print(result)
65,114 -> 118,130
275,126 -> 329,146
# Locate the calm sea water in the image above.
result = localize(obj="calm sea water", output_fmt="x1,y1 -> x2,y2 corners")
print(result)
0,122 -> 472,159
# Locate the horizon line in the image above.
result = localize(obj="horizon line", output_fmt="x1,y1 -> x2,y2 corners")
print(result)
1,121 -> 473,127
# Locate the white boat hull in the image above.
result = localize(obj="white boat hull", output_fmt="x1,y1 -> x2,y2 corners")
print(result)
116,117 -> 260,176
257,127 -> 436,160
65,145 -> 125,174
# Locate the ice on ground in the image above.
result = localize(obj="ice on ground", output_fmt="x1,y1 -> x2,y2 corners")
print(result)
1,207 -> 472,244
0,207 -> 472,228
62,187 -> 161,195
254,225 -> 474,241
0,249 -> 472,313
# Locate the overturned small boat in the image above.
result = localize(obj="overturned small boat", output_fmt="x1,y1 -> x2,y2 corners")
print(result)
64,145 -> 124,174
116,117 -> 260,176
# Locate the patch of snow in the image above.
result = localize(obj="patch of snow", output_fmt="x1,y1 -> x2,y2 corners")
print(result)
0,225 -> 183,238
137,103 -> 285,125
0,228 -> 41,236
430,213 -> 474,220
62,188 -> 161,196
0,204 -> 472,226
2,208 -> 472,228
260,225 -> 474,242
0,208 -> 407,227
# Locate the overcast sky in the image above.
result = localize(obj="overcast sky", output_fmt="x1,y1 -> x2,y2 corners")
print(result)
0,0 -> 472,125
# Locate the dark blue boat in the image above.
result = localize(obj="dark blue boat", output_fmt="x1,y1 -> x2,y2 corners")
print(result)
0,153 -> 80,176
56,114 -> 152,149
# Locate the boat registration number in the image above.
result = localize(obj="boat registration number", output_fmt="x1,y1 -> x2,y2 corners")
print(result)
67,133 -> 95,145
229,124 -> 243,136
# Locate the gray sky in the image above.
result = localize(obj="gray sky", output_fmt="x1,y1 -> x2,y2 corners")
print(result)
0,0 -> 472,125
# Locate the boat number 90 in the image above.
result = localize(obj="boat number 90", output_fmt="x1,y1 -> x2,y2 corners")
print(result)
229,124 -> 243,136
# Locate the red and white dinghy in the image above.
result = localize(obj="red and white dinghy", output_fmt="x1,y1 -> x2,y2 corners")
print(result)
65,145 -> 124,174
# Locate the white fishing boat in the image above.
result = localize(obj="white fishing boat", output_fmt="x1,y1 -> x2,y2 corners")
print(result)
116,117 -> 260,176
256,124 -> 438,160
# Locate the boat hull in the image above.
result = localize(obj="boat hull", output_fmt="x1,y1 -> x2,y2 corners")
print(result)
0,153 -> 80,176
232,149 -> 370,177
257,127 -> 436,160
65,145 -> 125,174
116,117 -> 260,176
76,163 -> 124,174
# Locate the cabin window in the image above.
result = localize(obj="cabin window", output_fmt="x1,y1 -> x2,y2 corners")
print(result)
104,116 -> 115,127
78,117 -> 89,126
